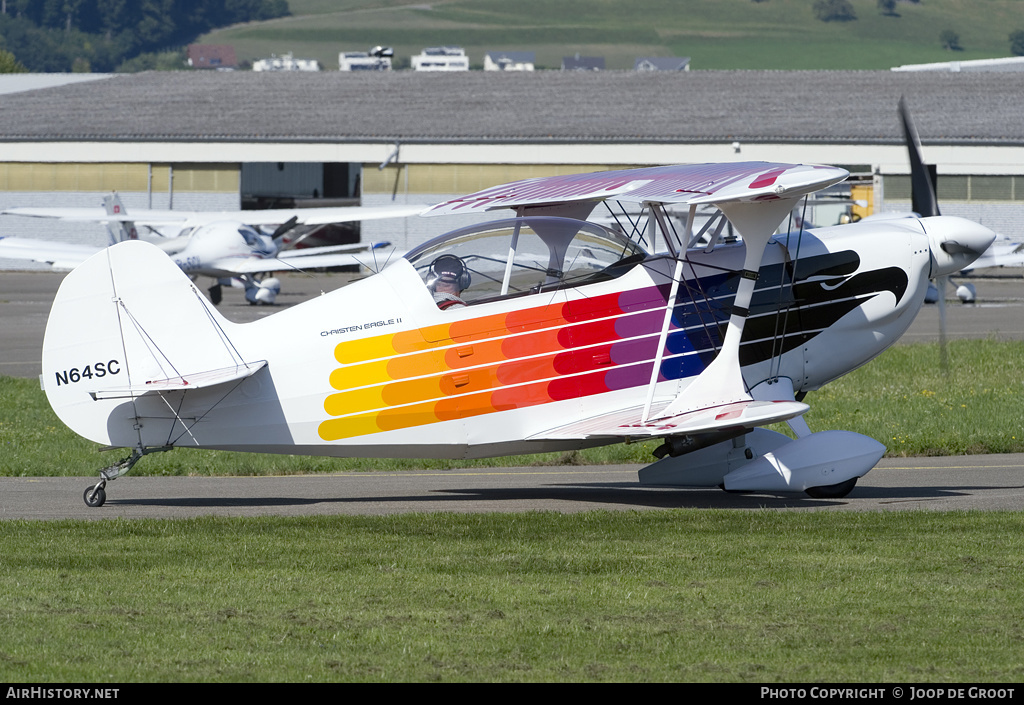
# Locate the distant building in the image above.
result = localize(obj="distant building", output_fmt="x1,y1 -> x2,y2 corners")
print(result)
412,47 -> 469,72
484,51 -> 535,72
187,45 -> 237,70
562,55 -> 604,71
252,53 -> 321,72
634,57 -> 690,72
339,46 -> 394,71
892,56 -> 1024,72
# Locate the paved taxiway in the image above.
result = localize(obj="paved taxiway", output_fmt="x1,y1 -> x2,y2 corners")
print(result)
3,267 -> 1024,518
4,455 -> 1024,520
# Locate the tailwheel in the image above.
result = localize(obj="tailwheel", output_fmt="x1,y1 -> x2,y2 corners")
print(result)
83,484 -> 106,507
81,445 -> 173,508
805,477 -> 858,499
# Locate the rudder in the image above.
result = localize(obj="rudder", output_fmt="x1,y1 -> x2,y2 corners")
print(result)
102,193 -> 138,245
42,240 -> 249,447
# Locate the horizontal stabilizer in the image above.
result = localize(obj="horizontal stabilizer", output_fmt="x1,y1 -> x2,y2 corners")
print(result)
89,361 -> 267,400
532,399 -> 808,441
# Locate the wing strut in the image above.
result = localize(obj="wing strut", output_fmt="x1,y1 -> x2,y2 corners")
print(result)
652,196 -> 803,421
641,203 -> 693,422
500,208 -> 526,295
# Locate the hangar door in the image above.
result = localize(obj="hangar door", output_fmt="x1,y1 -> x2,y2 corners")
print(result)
240,162 -> 360,209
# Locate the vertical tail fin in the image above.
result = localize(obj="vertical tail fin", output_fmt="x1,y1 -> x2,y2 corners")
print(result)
103,192 -> 138,245
42,240 -> 256,447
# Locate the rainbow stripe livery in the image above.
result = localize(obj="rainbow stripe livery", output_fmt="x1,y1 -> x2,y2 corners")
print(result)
319,282 -> 720,441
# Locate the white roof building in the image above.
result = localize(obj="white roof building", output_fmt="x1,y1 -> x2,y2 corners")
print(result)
252,53 -> 320,72
412,47 -> 469,72
634,57 -> 690,72
484,51 -> 535,71
339,47 -> 393,71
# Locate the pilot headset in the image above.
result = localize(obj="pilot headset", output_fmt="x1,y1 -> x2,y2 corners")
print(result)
427,254 -> 472,290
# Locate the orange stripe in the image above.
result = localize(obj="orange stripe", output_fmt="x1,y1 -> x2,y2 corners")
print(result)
386,349 -> 448,381
434,391 -> 497,422
381,376 -> 446,407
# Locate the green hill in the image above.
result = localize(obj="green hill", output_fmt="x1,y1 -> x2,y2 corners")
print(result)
200,0 -> 1024,70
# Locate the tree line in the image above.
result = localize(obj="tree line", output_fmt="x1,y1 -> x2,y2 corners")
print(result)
0,0 -> 289,72
812,0 -> 1024,55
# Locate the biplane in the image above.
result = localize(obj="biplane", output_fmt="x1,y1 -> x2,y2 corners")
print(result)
40,158 -> 993,507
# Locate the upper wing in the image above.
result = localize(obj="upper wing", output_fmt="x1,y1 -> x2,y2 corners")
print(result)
0,236 -> 102,270
3,203 -> 429,228
2,207 -> 128,222
424,162 -> 848,216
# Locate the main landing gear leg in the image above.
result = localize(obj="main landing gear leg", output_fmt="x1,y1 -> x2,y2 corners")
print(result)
83,445 -> 173,507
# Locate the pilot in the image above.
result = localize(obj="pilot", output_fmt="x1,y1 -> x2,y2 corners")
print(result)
427,254 -> 470,310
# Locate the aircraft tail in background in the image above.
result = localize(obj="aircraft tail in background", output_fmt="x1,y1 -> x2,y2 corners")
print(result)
102,193 -> 138,245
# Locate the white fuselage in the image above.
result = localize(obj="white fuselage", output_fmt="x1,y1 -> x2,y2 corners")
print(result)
159,221 -> 276,278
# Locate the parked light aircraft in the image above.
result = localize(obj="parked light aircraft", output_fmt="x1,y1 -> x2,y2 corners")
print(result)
962,236 -> 1024,271
39,154 -> 995,507
0,196 -> 420,304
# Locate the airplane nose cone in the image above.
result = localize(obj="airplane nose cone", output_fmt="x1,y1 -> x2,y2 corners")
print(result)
921,216 -> 996,277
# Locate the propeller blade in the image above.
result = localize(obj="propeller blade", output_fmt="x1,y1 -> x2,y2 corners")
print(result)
271,215 -> 300,242
898,96 -> 940,218
941,240 -> 986,257
900,98 -> 950,370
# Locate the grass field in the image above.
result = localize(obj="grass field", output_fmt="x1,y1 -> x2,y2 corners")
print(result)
199,0 -> 1024,70
2,511 -> 1023,682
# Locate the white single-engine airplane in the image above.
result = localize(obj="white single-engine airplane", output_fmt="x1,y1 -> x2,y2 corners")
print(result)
0,196 -> 420,304
40,154 -> 994,507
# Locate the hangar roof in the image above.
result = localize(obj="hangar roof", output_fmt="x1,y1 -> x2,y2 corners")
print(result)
0,70 -> 1020,146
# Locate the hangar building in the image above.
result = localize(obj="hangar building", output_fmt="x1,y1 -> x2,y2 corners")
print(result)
1,70 -> 1023,268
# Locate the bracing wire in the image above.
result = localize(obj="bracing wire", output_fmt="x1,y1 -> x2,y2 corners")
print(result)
190,286 -> 267,373
767,196 -> 809,382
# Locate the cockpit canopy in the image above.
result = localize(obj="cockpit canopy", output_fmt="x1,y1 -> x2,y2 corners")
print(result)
405,217 -> 647,305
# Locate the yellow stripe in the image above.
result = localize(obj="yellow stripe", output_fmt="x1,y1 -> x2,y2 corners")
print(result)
317,413 -> 384,441
329,359 -> 392,390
